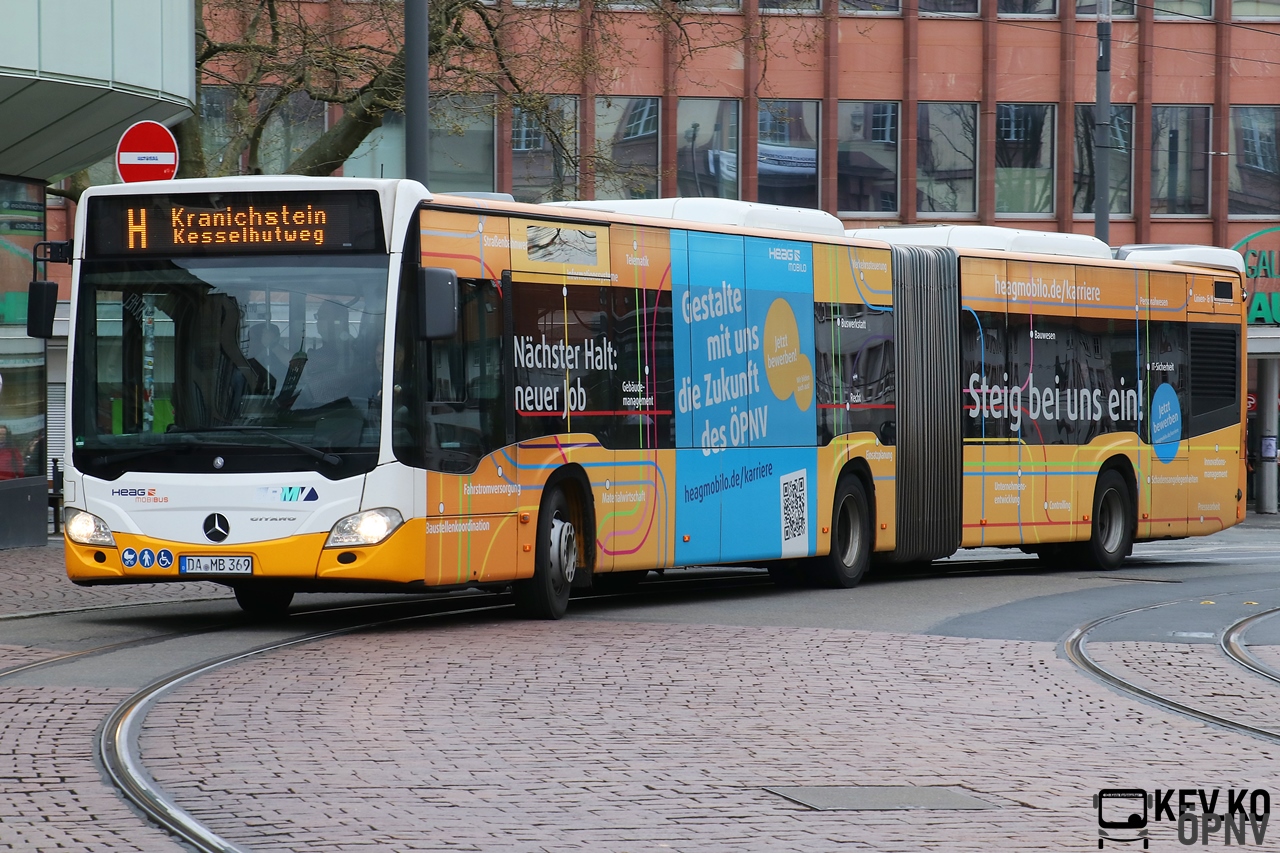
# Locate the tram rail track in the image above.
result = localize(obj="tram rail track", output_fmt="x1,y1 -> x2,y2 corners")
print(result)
1064,599 -> 1280,745
75,570 -> 771,853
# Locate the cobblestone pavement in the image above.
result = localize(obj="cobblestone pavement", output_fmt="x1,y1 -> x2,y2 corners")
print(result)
0,541 -> 224,852
138,621 -> 1280,852
5,538 -> 1280,851
0,541 -> 231,618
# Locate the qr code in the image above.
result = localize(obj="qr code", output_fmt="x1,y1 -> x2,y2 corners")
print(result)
780,469 -> 808,558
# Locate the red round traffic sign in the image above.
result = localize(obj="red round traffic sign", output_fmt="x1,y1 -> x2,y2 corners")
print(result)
115,121 -> 179,183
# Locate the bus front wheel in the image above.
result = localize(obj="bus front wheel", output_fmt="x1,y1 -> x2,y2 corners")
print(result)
234,585 -> 294,618
514,487 -> 576,619
1084,470 -> 1133,571
810,476 -> 872,588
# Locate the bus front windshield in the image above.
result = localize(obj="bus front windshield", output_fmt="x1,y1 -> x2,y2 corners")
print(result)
72,254 -> 390,480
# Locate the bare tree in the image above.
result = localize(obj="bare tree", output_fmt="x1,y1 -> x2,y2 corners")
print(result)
50,0 -> 816,201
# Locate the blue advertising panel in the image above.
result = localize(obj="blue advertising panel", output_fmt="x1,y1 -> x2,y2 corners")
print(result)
674,231 -> 746,565
744,237 -> 816,448
718,446 -> 817,563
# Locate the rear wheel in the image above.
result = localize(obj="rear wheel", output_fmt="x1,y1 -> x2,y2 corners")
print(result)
1083,470 -> 1133,571
513,486 -> 577,619
809,476 -> 872,588
233,585 -> 294,618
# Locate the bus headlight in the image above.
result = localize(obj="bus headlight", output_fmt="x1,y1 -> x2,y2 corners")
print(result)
65,509 -> 116,547
325,508 -> 403,547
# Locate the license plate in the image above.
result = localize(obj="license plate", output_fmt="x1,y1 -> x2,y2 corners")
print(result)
179,555 -> 253,575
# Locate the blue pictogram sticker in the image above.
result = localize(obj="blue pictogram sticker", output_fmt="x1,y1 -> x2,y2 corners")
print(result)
139,549 -> 156,568
1151,383 -> 1182,464
157,549 -> 174,569
121,548 -> 138,567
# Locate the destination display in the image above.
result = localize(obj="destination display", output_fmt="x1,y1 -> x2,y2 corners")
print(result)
85,190 -> 384,256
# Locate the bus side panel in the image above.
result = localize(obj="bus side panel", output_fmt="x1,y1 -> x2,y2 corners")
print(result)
419,209 -> 512,281
608,448 -> 676,572
815,439 -> 896,555
513,436 -> 608,577
424,454 -> 521,584
718,447 -> 817,563
1184,310 -> 1245,536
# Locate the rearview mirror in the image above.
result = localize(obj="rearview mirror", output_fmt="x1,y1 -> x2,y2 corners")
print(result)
418,267 -> 458,340
26,280 -> 57,339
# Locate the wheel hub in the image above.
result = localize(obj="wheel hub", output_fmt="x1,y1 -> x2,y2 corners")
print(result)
549,514 -> 577,584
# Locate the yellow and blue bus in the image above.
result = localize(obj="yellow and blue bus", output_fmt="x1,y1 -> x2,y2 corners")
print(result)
39,178 -> 1246,618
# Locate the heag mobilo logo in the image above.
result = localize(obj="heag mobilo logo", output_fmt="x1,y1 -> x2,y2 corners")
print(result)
110,487 -> 168,504
1094,788 -> 1271,848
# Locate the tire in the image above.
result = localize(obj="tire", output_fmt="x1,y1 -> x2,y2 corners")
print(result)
234,585 -> 294,618
1083,469 -> 1134,571
592,570 -> 648,593
809,476 -> 872,588
513,486 -> 577,619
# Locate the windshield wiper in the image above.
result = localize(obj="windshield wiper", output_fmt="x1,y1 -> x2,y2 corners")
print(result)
188,427 -> 341,466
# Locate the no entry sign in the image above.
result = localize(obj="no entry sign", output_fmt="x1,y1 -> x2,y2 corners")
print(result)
115,121 -> 179,183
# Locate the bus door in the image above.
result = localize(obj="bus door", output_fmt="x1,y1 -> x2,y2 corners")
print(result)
672,230 -> 741,566
1004,260 -> 1079,548
606,223 -> 676,573
1141,272 -> 1190,539
959,255 -> 1016,548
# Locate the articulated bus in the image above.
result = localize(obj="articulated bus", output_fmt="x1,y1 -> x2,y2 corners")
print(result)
38,177 -> 1247,618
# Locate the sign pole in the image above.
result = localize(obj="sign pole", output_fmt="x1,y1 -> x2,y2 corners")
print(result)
405,0 -> 429,186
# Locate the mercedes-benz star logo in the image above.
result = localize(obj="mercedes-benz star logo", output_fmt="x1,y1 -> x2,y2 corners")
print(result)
203,513 -> 230,543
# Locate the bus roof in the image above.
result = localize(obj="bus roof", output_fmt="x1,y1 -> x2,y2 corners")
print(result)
845,224 -> 1113,260
1115,244 -> 1246,275
546,198 -> 847,238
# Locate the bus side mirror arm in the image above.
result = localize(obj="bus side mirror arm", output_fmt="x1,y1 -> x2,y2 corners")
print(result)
418,267 -> 458,340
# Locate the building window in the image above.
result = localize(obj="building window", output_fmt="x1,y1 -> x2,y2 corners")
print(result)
917,102 -> 977,214
426,95 -> 497,194
1151,105 -> 1210,215
1077,0 -> 1135,14
999,0 -> 1055,13
838,101 -> 899,214
621,99 -> 659,140
840,0 -> 901,10
871,104 -> 898,144
513,96 -> 579,203
259,90 -> 329,175
596,97 -> 660,200
920,0 -> 979,13
1073,104 -> 1134,215
512,109 -> 545,151
1229,106 -> 1280,216
757,100 -> 820,210
996,104 -> 1054,214
759,105 -> 792,145
347,96 -> 495,190
677,98 -> 740,199
1154,0 -> 1211,14
760,0 -> 822,9
1234,0 -> 1280,15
